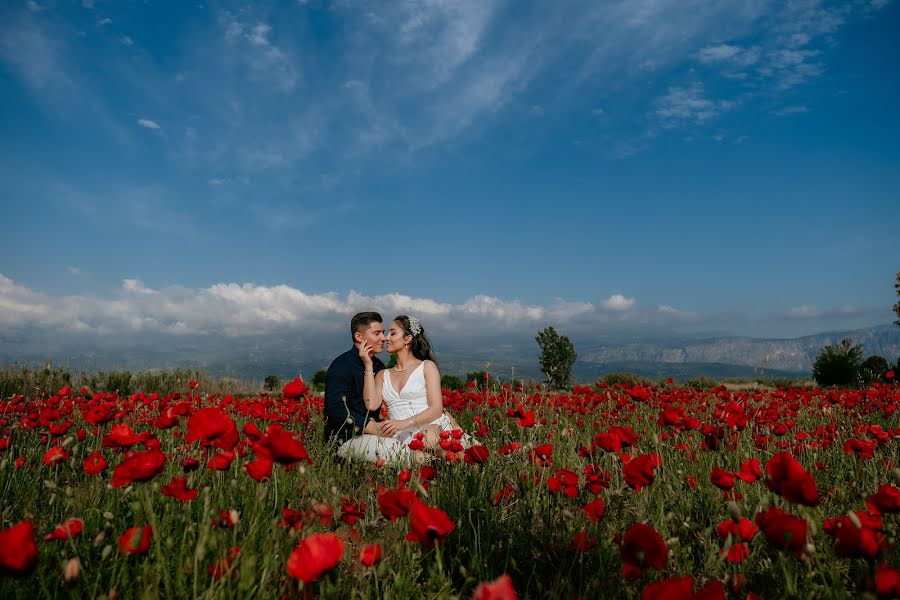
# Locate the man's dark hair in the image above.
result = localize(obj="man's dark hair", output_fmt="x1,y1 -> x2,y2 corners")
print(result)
351,311 -> 382,339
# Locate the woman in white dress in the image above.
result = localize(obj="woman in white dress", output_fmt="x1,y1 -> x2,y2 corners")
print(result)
360,315 -> 465,462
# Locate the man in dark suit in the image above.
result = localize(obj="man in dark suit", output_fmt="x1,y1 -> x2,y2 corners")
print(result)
324,311 -> 408,462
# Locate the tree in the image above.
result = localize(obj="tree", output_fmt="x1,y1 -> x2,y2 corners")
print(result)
861,355 -> 890,382
264,375 -> 280,392
312,369 -> 328,392
812,338 -> 864,387
894,271 -> 900,327
535,326 -> 577,390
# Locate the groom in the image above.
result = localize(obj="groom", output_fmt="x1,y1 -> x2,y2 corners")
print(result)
323,311 -> 408,462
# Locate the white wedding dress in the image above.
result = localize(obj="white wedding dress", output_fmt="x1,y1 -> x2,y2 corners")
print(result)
383,362 -> 456,444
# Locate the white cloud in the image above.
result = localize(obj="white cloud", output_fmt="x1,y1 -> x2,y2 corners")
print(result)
600,294 -> 636,312
137,118 -> 160,130
96,18 -> 111,27
66,266 -> 82,276
770,105 -> 809,117
789,305 -> 820,318
119,35 -> 134,47
655,83 -> 733,127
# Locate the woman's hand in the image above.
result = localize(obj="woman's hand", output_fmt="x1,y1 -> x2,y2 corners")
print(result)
377,419 -> 409,438
358,340 -> 374,367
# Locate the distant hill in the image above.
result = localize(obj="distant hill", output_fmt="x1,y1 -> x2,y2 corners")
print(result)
1,324 -> 897,384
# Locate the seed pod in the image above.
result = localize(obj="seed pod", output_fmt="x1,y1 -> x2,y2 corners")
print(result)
101,545 -> 112,560
94,531 -> 106,546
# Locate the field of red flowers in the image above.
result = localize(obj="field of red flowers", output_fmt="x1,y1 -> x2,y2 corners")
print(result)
2,375 -> 900,599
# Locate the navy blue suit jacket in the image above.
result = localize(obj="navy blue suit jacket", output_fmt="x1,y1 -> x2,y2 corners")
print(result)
323,347 -> 386,445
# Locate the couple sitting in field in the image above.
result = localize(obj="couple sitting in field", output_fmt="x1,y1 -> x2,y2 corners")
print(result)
323,312 -> 471,464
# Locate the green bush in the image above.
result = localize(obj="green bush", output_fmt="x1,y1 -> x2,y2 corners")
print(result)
860,355 -> 890,383
598,372 -> 651,387
441,374 -> 465,391
812,338 -> 864,387
683,375 -> 718,390
312,369 -> 328,392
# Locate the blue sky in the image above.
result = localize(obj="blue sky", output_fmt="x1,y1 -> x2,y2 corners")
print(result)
1,0 -> 898,341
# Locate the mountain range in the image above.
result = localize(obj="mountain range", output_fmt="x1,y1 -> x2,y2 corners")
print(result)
1,324 -> 898,383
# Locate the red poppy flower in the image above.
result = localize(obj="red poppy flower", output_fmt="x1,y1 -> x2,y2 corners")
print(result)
571,531 -> 597,552
843,438 -> 877,460
286,533 -> 344,583
405,500 -> 455,548
736,458 -> 761,483
529,444 -> 554,466
189,380 -> 199,389
617,523 -> 667,580
472,574 -> 518,600
111,448 -> 166,488
207,546 -> 240,580
464,445 -> 490,464
721,542 -> 750,564
244,458 -> 273,482
282,378 -> 306,398
594,426 -> 640,453
260,429 -> 309,465
867,484 -> 900,514
359,544 -> 382,566
763,452 -> 819,507
119,525 -> 153,555
102,423 -> 148,449
161,476 -> 199,501
623,453 -> 662,492
582,497 -> 605,522
642,575 -> 693,599
340,497 -> 366,525
42,445 -> 69,466
715,518 -> 758,541
185,407 -> 239,452
642,576 -> 725,600
823,510 -> 885,559
378,488 -> 417,522
44,518 -> 84,541
0,521 -> 38,575
876,562 -> 900,597
709,468 -> 735,490
83,450 -> 108,475
754,507 -> 807,555
548,468 -> 579,497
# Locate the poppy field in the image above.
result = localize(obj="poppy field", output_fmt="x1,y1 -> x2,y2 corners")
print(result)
2,375 -> 900,599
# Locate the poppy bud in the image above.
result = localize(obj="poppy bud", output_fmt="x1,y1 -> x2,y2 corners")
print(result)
101,545 -> 112,560
727,501 -> 742,522
63,558 -> 81,584
847,511 -> 862,529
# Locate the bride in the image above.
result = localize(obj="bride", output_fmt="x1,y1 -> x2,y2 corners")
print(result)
360,315 -> 467,461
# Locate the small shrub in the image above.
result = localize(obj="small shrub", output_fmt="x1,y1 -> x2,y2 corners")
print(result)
441,374 -> 464,391
312,369 -> 328,392
860,355 -> 890,383
264,375 -> 280,391
598,372 -> 651,387
683,375 -> 718,390
812,338 -> 864,387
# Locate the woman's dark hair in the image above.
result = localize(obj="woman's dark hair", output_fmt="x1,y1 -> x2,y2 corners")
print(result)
394,315 -> 437,364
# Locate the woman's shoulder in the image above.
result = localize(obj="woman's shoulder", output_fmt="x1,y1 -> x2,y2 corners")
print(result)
421,359 -> 439,373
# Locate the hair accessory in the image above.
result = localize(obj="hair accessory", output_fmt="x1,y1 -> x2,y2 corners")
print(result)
407,316 -> 422,337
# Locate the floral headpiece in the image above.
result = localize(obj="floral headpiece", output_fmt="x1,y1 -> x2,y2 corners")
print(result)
407,316 -> 422,337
